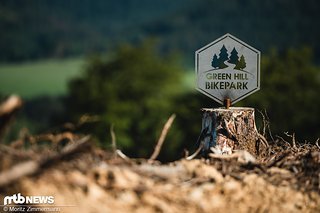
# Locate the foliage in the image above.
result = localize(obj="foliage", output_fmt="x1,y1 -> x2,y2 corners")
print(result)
1,0 -> 320,63
65,45 -> 320,161
66,42 -> 184,159
239,47 -> 320,141
0,0 -> 193,62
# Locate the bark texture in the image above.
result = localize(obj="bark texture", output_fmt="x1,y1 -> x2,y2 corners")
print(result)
201,107 -> 262,156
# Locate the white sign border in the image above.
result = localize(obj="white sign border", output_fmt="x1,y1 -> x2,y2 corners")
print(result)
195,33 -> 261,104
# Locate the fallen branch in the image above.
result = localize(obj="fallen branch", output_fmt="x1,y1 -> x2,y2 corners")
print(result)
0,95 -> 22,116
0,95 -> 23,141
109,124 -> 133,161
185,143 -> 203,160
110,124 -> 117,154
116,149 -> 130,161
149,114 -> 176,162
0,135 -> 91,188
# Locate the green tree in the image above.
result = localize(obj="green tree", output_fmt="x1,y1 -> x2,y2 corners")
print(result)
228,47 -> 239,65
211,54 -> 219,68
66,42 -> 184,159
235,55 -> 246,70
238,47 -> 320,142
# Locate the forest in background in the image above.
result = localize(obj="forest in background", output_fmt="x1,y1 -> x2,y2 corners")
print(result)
1,0 -> 320,63
0,0 -> 319,161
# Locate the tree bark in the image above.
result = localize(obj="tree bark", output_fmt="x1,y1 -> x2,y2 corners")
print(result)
201,107 -> 264,156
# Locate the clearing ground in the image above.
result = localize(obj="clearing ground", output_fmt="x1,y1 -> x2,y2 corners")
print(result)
0,133 -> 319,213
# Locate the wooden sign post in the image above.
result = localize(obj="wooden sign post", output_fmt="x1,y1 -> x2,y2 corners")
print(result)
195,33 -> 263,155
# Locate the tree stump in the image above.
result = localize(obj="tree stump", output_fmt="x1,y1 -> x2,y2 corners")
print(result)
201,107 -> 264,156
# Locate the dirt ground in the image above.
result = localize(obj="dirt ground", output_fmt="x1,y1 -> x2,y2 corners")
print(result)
0,135 -> 319,213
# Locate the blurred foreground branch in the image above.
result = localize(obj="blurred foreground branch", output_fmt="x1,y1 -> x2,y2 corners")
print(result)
0,135 -> 91,188
149,114 -> 176,162
0,95 -> 22,141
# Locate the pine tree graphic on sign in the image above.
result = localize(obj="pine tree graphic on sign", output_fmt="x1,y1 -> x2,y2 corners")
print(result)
228,47 -> 239,65
218,45 -> 228,69
235,55 -> 246,70
211,54 -> 219,69
210,46 -> 247,71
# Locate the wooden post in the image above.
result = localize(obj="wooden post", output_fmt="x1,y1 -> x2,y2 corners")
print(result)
224,98 -> 231,109
201,107 -> 260,156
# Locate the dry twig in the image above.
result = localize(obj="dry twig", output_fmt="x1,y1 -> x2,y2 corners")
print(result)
109,124 -> 132,161
0,95 -> 23,141
0,95 -> 22,116
316,138 -> 320,150
149,114 -> 176,162
116,149 -> 130,161
257,133 -> 269,148
284,132 -> 297,149
186,143 -> 203,160
110,124 -> 117,154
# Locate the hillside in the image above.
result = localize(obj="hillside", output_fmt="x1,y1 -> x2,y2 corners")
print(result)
0,0 -> 193,61
0,89 -> 319,213
1,0 -> 320,62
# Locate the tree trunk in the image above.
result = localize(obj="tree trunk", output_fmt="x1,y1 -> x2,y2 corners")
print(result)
201,107 -> 264,156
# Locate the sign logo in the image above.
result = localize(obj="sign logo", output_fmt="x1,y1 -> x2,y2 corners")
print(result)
195,33 -> 260,104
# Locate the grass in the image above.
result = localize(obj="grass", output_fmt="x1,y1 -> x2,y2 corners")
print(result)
0,57 -> 85,99
0,57 -> 196,100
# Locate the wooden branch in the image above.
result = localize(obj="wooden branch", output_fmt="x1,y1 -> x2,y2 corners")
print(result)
116,149 -> 130,161
0,95 -> 22,116
0,161 -> 39,188
149,114 -> 176,162
0,135 -> 91,188
110,124 -> 117,153
284,132 -> 297,149
109,124 -> 132,161
185,143 -> 203,160
257,133 -> 269,148
0,95 -> 23,141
